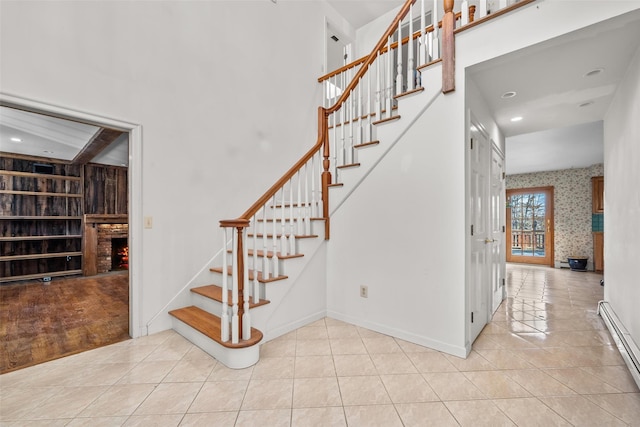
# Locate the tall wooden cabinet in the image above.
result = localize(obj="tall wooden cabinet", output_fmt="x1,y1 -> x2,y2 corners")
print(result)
592,175 -> 604,272
0,156 -> 83,282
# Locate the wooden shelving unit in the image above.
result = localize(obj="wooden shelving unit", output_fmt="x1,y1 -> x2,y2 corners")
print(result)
1,157 -> 84,283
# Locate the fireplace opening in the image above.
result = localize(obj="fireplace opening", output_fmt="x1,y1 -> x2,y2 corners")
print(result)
111,238 -> 129,271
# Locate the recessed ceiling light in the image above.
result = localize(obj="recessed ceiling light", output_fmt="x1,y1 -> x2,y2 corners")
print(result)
510,116 -> 523,122
583,68 -> 604,77
43,150 -> 54,154
10,137 -> 22,143
501,91 -> 517,99
579,101 -> 595,108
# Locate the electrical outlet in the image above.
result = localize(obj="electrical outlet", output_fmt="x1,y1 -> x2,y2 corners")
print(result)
360,285 -> 368,298
144,216 -> 153,229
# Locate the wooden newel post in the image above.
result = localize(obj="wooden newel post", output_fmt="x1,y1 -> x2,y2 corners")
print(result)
442,0 -> 455,93
220,218 -> 250,343
320,107 -> 331,240
235,225 -> 246,338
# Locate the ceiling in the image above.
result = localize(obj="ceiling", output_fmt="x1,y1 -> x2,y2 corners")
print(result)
0,106 -> 128,166
468,7 -> 640,174
327,0 -> 401,30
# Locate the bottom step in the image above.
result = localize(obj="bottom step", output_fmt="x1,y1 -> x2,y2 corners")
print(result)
169,306 -> 263,369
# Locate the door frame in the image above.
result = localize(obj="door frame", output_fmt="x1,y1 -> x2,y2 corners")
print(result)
1,92 -> 144,338
506,186 -> 554,267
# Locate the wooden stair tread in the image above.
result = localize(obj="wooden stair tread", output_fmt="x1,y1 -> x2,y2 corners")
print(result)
354,140 -> 380,149
169,306 -> 263,348
372,115 -> 401,126
416,57 -> 442,71
210,266 -> 288,283
247,233 -> 318,239
245,249 -> 304,260
257,218 -> 323,223
191,285 -> 270,309
337,163 -> 361,170
394,86 -> 425,99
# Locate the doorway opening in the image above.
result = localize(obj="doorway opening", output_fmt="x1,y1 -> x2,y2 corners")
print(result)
0,93 -> 142,350
506,186 -> 554,266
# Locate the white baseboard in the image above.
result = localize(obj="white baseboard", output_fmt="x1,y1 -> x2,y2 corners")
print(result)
598,301 -> 640,390
262,310 -> 327,342
326,310 -> 467,358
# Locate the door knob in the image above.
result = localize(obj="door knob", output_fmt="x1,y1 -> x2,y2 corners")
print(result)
484,238 -> 495,244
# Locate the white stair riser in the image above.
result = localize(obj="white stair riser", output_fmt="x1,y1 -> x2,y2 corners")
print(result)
252,221 -> 311,236
171,317 -> 260,369
192,289 -> 266,314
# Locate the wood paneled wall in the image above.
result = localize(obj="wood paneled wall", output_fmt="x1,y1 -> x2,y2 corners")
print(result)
84,164 -> 128,215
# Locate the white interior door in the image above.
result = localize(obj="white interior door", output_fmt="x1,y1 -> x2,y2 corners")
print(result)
490,144 -> 506,312
468,120 -> 490,343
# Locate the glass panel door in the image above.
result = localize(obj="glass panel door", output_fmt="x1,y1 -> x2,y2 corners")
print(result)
506,187 -> 554,266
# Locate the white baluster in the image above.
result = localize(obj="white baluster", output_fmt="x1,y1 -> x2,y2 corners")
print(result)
310,153 -> 317,218
280,187 -> 287,256
242,227 -> 250,340
221,228 -> 229,342
252,216 -> 258,304
367,63 -> 373,142
420,0 -> 427,66
304,163 -> 311,235
296,170 -> 303,235
331,111 -> 338,177
348,92 -> 354,164
396,21 -> 403,96
288,177 -> 296,255
271,195 -> 279,278
356,78 -> 362,147
376,52 -> 382,120
315,151 -> 323,217
407,4 -> 415,91
387,36 -> 393,115
479,0 -> 487,18
341,100 -> 346,167
231,229 -> 239,344
261,207 -> 269,281
432,0 -> 440,60
462,0 -> 469,26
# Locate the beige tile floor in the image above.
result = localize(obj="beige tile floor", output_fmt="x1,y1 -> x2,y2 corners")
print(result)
1,264 -> 639,426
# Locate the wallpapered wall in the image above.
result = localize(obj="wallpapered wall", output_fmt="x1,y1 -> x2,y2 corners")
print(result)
506,164 -> 604,270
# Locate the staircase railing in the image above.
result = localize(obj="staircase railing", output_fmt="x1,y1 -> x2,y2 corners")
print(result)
217,0 -> 527,344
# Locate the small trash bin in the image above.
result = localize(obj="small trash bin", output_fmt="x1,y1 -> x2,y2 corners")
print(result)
567,256 -> 588,271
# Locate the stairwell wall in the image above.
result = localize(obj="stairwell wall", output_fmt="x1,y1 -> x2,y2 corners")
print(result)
327,0 -> 640,356
0,0 -> 353,336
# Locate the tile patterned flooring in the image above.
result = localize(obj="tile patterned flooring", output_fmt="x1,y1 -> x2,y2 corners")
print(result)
1,264 -> 639,426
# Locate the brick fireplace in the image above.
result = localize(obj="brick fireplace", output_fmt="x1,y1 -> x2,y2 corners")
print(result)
83,215 -> 128,276
96,223 -> 129,273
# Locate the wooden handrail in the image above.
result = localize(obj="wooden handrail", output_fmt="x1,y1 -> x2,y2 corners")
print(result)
226,0 -> 417,224
318,6 -> 475,84
325,0 -> 417,115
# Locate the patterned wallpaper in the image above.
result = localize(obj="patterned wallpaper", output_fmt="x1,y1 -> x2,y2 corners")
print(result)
506,164 -> 604,269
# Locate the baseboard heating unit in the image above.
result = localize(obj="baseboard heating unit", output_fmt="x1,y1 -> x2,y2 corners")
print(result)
598,301 -> 640,389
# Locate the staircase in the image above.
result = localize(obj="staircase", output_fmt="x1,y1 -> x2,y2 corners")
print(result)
168,0 -> 534,369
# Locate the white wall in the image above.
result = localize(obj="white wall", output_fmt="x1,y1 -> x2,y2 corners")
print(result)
603,43 -> 640,347
327,89 -> 468,357
355,6 -> 401,58
0,0 -> 352,335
